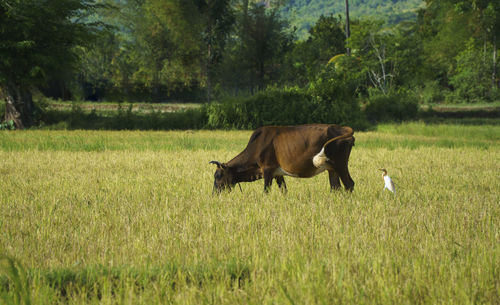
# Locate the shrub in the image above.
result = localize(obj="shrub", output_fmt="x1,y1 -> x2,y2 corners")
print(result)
0,100 -> 4,119
40,104 -> 208,130
206,87 -> 314,129
206,61 -> 369,130
364,90 -> 419,123
417,80 -> 446,104
0,120 -> 16,130
308,64 -> 368,129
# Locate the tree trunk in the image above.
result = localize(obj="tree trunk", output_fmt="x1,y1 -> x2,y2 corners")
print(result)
345,0 -> 351,56
152,66 -> 161,103
206,42 -> 212,103
2,85 -> 34,129
258,60 -> 265,91
242,0 -> 248,17
493,35 -> 497,89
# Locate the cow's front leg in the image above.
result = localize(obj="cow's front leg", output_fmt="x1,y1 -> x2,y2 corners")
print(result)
275,176 -> 287,193
263,169 -> 274,193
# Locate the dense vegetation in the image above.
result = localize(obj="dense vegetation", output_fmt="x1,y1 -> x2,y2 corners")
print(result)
283,0 -> 426,39
1,0 -> 499,130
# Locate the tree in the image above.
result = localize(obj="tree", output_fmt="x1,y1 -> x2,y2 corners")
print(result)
348,19 -> 423,94
449,39 -> 493,102
345,0 -> 351,55
283,14 -> 345,86
418,0 -> 500,99
149,0 -> 234,102
238,2 -> 293,92
0,0 -> 99,128
195,0 -> 235,102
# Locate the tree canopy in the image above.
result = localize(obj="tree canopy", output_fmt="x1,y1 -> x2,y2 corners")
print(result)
1,0 -> 499,128
0,0 -> 100,128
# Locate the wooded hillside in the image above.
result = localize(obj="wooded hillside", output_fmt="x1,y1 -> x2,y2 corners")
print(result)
283,0 -> 426,39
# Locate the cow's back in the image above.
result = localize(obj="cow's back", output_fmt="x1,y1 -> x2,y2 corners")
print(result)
271,124 -> 343,177
228,124 -> 350,177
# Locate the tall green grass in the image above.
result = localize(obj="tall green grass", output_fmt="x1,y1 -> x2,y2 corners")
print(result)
1,123 -> 499,152
0,130 -> 250,152
1,124 -> 499,304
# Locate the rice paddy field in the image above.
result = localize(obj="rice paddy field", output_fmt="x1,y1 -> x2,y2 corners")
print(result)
1,122 -> 499,304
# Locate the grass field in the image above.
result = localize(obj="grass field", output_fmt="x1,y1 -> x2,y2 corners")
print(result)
1,123 -> 499,304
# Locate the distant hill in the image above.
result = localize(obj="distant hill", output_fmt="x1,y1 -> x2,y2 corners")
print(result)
282,0 -> 426,39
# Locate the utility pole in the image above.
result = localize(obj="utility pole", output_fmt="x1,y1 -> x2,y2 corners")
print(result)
345,0 -> 351,56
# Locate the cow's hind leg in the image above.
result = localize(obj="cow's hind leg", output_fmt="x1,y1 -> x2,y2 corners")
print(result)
328,170 -> 341,191
325,138 -> 355,192
275,176 -> 287,193
337,165 -> 354,192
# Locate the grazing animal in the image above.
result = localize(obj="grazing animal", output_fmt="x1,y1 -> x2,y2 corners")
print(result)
379,168 -> 396,194
210,124 -> 355,193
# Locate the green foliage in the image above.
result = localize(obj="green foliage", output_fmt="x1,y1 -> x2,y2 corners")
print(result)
207,60 -> 369,130
3,0 -> 499,130
40,104 -> 208,130
0,120 -> 15,130
447,40 -> 496,103
284,0 -> 425,40
364,90 -> 419,122
348,20 -> 424,94
308,60 -> 368,129
0,0 -> 99,88
417,0 -> 500,101
0,0 -> 101,127
416,80 -> 446,104
219,3 -> 293,93
206,87 -> 311,129
283,15 -> 346,86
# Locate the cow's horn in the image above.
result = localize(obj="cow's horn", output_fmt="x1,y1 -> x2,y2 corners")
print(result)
209,161 -> 222,168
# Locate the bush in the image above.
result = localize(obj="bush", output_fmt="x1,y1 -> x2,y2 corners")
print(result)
364,90 -> 419,123
40,104 -> 208,130
0,100 -> 4,119
308,64 -> 368,130
206,61 -> 369,130
417,80 -> 446,104
206,87 -> 314,129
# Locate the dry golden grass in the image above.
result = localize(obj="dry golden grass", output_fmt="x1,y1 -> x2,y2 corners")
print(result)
0,125 -> 499,304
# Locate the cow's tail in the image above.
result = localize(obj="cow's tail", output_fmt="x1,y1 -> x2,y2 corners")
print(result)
322,126 -> 354,149
313,127 -> 354,168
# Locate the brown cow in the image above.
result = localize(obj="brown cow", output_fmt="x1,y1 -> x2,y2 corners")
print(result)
210,124 -> 355,193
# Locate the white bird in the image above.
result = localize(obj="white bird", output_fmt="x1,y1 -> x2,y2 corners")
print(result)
379,168 -> 396,195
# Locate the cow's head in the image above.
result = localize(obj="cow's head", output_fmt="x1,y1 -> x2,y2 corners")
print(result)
209,161 -> 234,193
